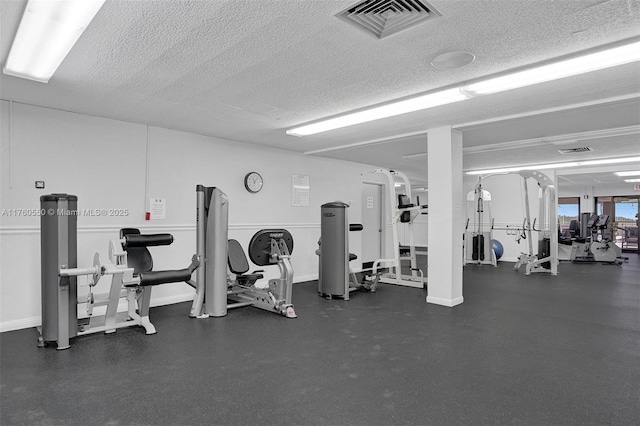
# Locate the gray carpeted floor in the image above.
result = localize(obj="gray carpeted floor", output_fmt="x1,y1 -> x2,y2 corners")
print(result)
1,254 -> 639,425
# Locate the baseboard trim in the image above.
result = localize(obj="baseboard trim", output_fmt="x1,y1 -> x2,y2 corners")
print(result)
1,275 -> 320,332
426,296 -> 464,307
0,317 -> 41,333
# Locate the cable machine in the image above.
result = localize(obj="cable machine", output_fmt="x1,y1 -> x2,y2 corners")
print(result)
478,170 -> 558,275
464,180 -> 497,266
361,168 -> 426,288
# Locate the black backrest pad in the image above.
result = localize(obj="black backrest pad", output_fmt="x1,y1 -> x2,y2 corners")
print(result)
119,228 -> 153,274
228,239 -> 250,274
569,220 -> 580,236
248,229 -> 294,266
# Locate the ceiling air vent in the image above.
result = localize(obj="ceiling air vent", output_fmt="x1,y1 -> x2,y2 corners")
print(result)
557,147 -> 593,154
336,0 -> 442,39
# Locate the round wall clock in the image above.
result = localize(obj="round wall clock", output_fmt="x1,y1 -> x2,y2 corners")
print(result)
244,172 -> 263,193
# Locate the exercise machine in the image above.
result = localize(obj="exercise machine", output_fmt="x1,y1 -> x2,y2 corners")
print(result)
190,185 -> 296,318
571,214 -> 628,264
316,201 -> 375,300
464,180 -> 497,266
510,170 -> 558,275
361,169 -> 426,289
476,170 -> 558,275
39,194 -> 198,350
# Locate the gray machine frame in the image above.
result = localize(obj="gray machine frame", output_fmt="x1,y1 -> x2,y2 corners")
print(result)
316,201 -> 375,300
191,185 -> 296,318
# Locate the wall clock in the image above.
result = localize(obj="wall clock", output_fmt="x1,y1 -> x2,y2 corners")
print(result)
244,172 -> 263,193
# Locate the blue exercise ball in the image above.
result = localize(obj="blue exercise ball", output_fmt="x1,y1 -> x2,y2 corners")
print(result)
492,239 -> 504,260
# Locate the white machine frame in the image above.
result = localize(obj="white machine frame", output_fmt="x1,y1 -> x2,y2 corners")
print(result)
480,170 -> 558,275
361,168 -> 426,288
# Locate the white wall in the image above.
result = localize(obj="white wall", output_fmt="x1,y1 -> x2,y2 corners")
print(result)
0,101 -> 409,331
463,171 -> 555,262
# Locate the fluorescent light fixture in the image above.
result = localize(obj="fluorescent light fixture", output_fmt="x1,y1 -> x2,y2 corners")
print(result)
466,156 -> 640,175
580,157 -> 640,166
615,170 -> 640,177
462,40 -> 640,95
624,178 -> 640,183
466,162 -> 580,175
402,152 -> 428,160
3,0 -> 106,83
286,38 -> 640,136
286,88 -> 469,136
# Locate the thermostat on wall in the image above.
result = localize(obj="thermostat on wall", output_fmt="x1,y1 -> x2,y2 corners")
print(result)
35,181 -> 45,189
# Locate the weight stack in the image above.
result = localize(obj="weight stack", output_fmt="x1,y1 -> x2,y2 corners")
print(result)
538,238 -> 551,269
40,194 -> 78,344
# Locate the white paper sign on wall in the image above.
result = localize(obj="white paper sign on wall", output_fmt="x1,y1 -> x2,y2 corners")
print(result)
149,198 -> 166,220
292,175 -> 310,207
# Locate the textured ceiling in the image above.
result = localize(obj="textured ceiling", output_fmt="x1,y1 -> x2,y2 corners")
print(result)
1,0 -> 639,187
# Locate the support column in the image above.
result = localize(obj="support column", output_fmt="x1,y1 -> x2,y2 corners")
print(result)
427,126 -> 463,307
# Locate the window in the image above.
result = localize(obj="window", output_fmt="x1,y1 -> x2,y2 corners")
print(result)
558,197 -> 580,237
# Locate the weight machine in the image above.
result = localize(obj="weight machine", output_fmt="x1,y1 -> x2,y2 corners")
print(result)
361,169 -> 426,289
569,214 -> 628,265
316,201 -> 376,299
39,194 -> 199,350
476,170 -> 558,275
464,181 -> 497,266
190,185 -> 296,319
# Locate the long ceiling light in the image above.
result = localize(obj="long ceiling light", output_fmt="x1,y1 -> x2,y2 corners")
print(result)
286,88 -> 469,136
3,0 -> 106,83
461,41 -> 640,96
465,156 -> 640,175
286,38 -> 640,137
615,170 -> 640,176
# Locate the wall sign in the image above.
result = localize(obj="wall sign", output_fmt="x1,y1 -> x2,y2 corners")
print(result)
292,175 -> 310,207
149,198 -> 166,220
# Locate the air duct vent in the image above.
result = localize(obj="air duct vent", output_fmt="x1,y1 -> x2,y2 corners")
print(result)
558,147 -> 593,154
336,0 -> 442,39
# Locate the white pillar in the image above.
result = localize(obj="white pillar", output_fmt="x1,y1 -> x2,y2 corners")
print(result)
427,126 -> 463,307
580,186 -> 595,213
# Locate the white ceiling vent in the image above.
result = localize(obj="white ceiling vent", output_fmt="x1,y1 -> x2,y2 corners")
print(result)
557,147 -> 593,154
336,0 -> 442,39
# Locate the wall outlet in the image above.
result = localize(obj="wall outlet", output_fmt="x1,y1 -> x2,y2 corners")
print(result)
35,181 -> 45,189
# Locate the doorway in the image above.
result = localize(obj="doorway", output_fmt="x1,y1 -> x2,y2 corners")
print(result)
361,182 -> 383,263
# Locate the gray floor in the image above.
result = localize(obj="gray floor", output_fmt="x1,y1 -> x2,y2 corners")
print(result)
1,254 -> 639,425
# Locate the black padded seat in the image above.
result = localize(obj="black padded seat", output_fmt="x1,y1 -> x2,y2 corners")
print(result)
228,239 -> 263,286
349,253 -> 357,261
558,237 -> 574,246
